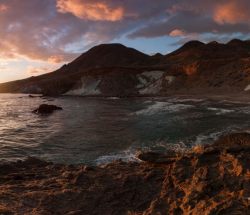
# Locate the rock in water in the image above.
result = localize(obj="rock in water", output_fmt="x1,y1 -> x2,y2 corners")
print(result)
137,151 -> 180,164
32,104 -> 62,114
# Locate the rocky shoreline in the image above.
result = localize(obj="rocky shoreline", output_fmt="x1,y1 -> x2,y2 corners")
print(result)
0,133 -> 250,214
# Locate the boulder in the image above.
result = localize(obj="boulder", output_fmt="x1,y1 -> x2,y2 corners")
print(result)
32,104 -> 62,114
137,151 -> 180,164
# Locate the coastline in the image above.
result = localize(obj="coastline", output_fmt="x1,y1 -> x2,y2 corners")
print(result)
1,92 -> 249,103
0,133 -> 250,214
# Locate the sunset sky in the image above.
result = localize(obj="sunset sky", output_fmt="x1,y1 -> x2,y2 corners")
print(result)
0,0 -> 250,83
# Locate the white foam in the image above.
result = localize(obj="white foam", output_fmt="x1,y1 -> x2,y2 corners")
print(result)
95,149 -> 140,165
207,107 -> 234,115
134,101 -> 193,116
193,126 -> 243,146
193,131 -> 222,146
95,140 -> 188,165
107,97 -> 120,100
145,140 -> 188,153
236,106 -> 250,114
169,98 -> 205,103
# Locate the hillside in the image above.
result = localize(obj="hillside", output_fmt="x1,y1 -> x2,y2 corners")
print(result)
0,40 -> 250,96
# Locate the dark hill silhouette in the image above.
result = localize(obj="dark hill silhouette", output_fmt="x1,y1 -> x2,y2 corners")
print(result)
0,40 -> 249,96
165,39 -> 250,63
70,43 -> 152,69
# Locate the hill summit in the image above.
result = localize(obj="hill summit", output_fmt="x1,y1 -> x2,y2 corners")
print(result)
70,43 -> 151,69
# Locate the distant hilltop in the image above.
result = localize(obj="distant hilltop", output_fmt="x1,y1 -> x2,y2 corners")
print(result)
0,39 -> 250,96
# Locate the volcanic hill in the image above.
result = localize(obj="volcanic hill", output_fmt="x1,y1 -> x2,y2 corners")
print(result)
0,39 -> 250,96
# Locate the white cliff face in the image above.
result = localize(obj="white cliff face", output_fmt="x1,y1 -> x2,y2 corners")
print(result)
65,77 -> 101,96
142,71 -> 164,80
64,71 -> 175,96
136,71 -> 165,95
22,86 -> 42,94
165,76 -> 175,84
244,84 -> 250,91
139,79 -> 163,94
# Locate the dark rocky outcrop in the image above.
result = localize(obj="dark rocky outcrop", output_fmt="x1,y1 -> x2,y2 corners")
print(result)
32,104 -> 62,114
137,151 -> 181,164
0,133 -> 249,214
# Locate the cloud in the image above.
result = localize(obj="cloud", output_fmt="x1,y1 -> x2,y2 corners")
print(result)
169,29 -> 186,37
0,61 -> 8,70
27,66 -> 50,75
0,4 -> 8,12
56,0 -> 124,21
213,1 -> 250,24
48,55 -> 66,64
0,0 -> 249,67
128,0 -> 250,41
0,0 -> 82,63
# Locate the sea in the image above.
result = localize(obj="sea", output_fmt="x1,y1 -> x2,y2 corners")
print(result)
0,94 -> 249,165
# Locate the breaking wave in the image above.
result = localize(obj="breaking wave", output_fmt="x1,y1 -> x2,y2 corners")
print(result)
95,148 -> 140,165
134,101 -> 193,116
207,107 -> 235,115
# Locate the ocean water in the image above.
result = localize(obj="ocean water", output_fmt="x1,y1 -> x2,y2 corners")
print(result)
0,94 -> 249,165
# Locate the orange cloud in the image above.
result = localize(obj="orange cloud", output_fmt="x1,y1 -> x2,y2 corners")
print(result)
0,4 -> 8,12
214,1 -> 250,24
48,55 -> 65,64
57,0 -> 124,21
169,29 -> 186,37
27,66 -> 50,75
0,61 -> 8,70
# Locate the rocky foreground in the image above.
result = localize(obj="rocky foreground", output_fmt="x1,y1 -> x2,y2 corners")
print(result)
0,133 -> 250,215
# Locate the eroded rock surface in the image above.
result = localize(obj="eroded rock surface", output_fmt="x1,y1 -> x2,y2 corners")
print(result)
0,133 -> 249,214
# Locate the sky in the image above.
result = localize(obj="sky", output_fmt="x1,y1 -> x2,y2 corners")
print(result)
0,0 -> 250,83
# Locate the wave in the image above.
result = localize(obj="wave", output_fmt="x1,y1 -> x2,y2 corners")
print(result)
236,107 -> 250,114
95,140 -> 189,165
207,107 -> 235,115
192,126 -> 244,146
95,148 -> 140,165
142,140 -> 189,153
107,97 -> 120,100
168,98 -> 205,103
134,101 -> 193,116
193,131 -> 223,146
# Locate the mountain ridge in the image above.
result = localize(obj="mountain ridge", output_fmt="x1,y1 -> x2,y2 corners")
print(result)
0,39 -> 250,96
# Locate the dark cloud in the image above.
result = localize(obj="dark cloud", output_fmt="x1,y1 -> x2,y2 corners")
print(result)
128,11 -> 250,39
0,0 -> 249,63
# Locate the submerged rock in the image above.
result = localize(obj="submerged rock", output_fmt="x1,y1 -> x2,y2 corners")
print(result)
32,104 -> 62,114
